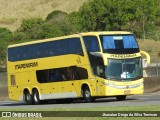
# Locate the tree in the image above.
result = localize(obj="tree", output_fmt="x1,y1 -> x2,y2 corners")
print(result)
70,0 -> 158,38
46,10 -> 77,35
73,0 -> 136,31
46,10 -> 67,22
28,23 -> 64,39
19,18 -> 44,32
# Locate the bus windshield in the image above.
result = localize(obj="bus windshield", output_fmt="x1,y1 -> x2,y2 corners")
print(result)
106,58 -> 142,81
100,34 -> 139,54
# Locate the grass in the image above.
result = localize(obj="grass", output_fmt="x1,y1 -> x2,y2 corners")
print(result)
1,105 -> 160,111
0,106 -> 160,119
0,17 -> 17,25
0,0 -> 87,31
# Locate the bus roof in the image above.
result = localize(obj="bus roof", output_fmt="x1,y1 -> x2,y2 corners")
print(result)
79,31 -> 132,36
8,31 -> 132,48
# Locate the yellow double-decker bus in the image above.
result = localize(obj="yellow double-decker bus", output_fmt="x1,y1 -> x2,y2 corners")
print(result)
8,31 -> 144,104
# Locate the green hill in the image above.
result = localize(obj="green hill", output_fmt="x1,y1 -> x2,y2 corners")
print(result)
0,0 -> 87,31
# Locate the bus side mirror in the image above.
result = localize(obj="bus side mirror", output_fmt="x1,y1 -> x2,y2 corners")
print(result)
140,50 -> 150,64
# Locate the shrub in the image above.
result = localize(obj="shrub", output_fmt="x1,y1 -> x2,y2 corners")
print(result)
46,10 -> 67,21
10,32 -> 29,43
28,23 -> 64,39
0,28 -> 12,41
19,18 -> 44,32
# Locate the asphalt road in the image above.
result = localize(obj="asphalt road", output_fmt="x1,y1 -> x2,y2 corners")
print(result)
0,92 -> 160,109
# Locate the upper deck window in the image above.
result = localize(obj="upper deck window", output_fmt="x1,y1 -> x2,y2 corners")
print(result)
83,36 -> 100,52
100,34 -> 139,54
8,37 -> 83,62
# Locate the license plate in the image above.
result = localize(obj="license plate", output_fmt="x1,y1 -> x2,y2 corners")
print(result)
124,90 -> 131,94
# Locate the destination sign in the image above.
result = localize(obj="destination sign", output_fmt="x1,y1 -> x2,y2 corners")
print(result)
110,54 -> 137,58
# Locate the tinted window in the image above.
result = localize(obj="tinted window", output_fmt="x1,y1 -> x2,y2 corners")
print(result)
36,66 -> 88,83
106,57 -> 142,81
100,34 -> 139,54
88,53 -> 105,78
8,38 -> 83,62
83,36 -> 100,52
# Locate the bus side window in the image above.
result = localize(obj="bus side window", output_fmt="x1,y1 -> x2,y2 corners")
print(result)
49,69 -> 66,82
36,66 -> 88,83
68,67 -> 80,80
50,71 -> 59,81
76,67 -> 88,79
83,36 -> 100,52
36,70 -> 48,83
90,55 -> 105,78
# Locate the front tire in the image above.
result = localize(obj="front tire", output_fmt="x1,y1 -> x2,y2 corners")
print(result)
83,86 -> 95,103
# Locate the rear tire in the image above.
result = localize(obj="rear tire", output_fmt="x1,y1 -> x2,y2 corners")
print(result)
24,90 -> 33,105
83,86 -> 95,103
33,89 -> 41,105
116,95 -> 126,101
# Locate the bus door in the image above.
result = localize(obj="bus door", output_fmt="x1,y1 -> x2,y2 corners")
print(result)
92,56 -> 106,96
96,76 -> 106,96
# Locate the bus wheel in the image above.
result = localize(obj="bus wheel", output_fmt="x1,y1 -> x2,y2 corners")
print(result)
83,86 -> 94,103
24,90 -> 33,105
116,95 -> 126,101
33,89 -> 41,105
